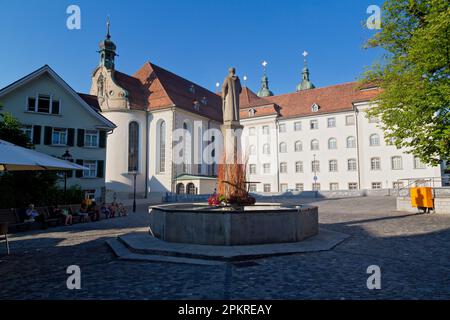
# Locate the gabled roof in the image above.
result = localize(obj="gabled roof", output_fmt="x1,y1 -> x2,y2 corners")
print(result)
132,62 -> 223,122
240,81 -> 380,119
0,65 -> 116,129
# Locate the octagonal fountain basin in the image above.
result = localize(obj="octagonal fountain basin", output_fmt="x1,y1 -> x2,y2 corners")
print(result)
148,203 -> 319,246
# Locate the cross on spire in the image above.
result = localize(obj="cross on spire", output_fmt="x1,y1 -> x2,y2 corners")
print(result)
106,16 -> 111,39
302,51 -> 309,66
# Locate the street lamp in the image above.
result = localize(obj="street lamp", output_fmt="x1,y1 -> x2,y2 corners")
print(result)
61,149 -> 73,205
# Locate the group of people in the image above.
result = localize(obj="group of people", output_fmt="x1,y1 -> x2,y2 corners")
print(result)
24,199 -> 128,227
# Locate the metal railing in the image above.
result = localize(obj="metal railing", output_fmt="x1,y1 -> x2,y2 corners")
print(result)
394,177 -> 449,196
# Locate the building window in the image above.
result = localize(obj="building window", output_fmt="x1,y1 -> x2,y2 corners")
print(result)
262,126 -> 270,135
279,123 -> 286,133
371,157 -> 381,171
263,163 -> 271,174
294,141 -> 302,152
329,160 -> 338,172
369,134 -> 380,146
330,183 -> 339,191
249,127 -> 256,136
263,184 -> 271,193
328,138 -> 337,150
312,183 -> 321,191
263,143 -> 271,155
176,183 -> 185,194
128,121 -> 139,172
391,156 -> 403,170
294,122 -> 302,131
84,130 -> 99,148
279,142 -> 287,153
249,164 -> 256,174
249,145 -> 256,155
311,139 -> 319,151
393,182 -> 404,189
27,97 -> 36,112
346,136 -> 356,148
414,156 -> 426,169
52,128 -> 67,145
295,183 -> 304,191
187,183 -> 196,195
159,121 -> 166,173
327,117 -> 336,128
295,161 -> 303,173
280,184 -> 288,192
345,115 -> 355,126
83,160 -> 97,178
347,159 -> 357,171
280,162 -> 287,174
249,184 -> 257,192
21,125 -> 33,141
84,190 -> 96,200
372,182 -> 382,189
312,160 -> 320,173
310,120 -> 318,130
348,183 -> 358,190
27,94 -> 60,114
37,94 -> 51,113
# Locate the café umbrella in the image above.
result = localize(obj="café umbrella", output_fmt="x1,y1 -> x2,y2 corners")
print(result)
0,139 -> 87,171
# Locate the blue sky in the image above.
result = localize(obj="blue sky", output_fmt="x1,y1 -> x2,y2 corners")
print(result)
0,0 -> 384,95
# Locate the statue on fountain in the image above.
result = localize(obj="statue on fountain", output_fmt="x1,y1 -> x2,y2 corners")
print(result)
210,67 -> 255,210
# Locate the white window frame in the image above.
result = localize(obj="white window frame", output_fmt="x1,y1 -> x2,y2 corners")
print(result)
83,160 -> 97,178
371,157 -> 381,171
345,115 -> 355,126
329,160 -> 338,172
295,161 -> 303,173
52,128 -> 68,146
348,159 -> 357,171
294,121 -> 302,131
327,117 -> 336,128
278,123 -> 286,133
280,162 -> 287,174
310,120 -> 319,130
84,130 -> 99,148
263,163 -> 271,174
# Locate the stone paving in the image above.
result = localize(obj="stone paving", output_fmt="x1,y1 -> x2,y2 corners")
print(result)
1,196 -> 450,300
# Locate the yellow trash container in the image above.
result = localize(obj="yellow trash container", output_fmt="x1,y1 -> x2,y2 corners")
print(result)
410,187 -> 434,209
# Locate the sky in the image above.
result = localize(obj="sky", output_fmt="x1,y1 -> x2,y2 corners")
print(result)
0,0 -> 384,95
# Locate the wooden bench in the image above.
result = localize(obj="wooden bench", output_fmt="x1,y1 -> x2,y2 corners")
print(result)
0,208 -> 31,232
37,207 -> 60,227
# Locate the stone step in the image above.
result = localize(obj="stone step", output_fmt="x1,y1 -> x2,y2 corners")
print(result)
106,238 -> 224,266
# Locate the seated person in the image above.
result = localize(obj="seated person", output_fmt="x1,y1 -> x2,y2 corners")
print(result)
77,203 -> 90,222
25,204 -> 39,222
88,201 -> 100,222
117,203 -> 128,216
100,203 -> 112,219
53,205 -> 73,226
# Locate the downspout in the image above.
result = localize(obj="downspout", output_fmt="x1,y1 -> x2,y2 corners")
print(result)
275,117 -> 280,192
145,111 -> 149,198
171,107 -> 176,193
355,107 -> 362,190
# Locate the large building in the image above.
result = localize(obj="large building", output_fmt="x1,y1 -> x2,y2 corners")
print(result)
87,26 -> 445,200
0,65 -> 116,200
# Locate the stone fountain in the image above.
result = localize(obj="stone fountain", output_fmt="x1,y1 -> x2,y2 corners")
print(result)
149,68 -> 319,246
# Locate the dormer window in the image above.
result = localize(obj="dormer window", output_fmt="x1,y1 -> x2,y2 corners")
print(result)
311,103 -> 320,112
248,108 -> 256,117
189,84 -> 195,94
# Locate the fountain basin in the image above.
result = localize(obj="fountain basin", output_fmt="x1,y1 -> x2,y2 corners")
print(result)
149,203 -> 319,246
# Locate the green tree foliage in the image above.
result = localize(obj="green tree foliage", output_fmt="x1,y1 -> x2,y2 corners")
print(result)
363,0 -> 450,165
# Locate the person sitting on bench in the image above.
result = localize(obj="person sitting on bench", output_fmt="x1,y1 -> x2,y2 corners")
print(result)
25,204 -> 47,229
53,205 -> 73,225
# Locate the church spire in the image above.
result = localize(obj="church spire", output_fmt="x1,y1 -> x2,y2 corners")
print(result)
296,51 -> 315,91
98,17 -> 117,70
257,61 -> 274,97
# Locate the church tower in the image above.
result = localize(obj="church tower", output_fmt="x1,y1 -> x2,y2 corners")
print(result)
296,51 -> 315,91
257,61 -> 274,98
90,19 -> 128,111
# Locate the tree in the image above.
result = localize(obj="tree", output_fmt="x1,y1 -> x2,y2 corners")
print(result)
0,107 -> 31,147
363,0 -> 450,165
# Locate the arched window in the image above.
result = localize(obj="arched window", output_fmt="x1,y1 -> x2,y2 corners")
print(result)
311,139 -> 319,151
186,183 -> 196,195
128,121 -> 139,172
370,134 -> 380,146
158,121 -> 166,173
263,143 -> 270,155
294,141 -> 302,152
279,142 -> 287,153
176,183 -> 185,194
347,136 -> 356,148
328,138 -> 337,150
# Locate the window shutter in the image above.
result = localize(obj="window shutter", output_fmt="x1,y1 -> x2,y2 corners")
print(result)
75,159 -> 84,178
77,129 -> 85,147
97,160 -> 104,178
67,128 -> 75,146
32,125 -> 41,145
99,131 -> 106,148
44,126 -> 52,145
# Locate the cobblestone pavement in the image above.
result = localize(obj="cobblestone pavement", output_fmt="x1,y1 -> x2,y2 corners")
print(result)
1,197 -> 450,300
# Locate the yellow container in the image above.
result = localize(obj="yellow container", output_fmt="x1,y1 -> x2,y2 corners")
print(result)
410,187 -> 434,208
